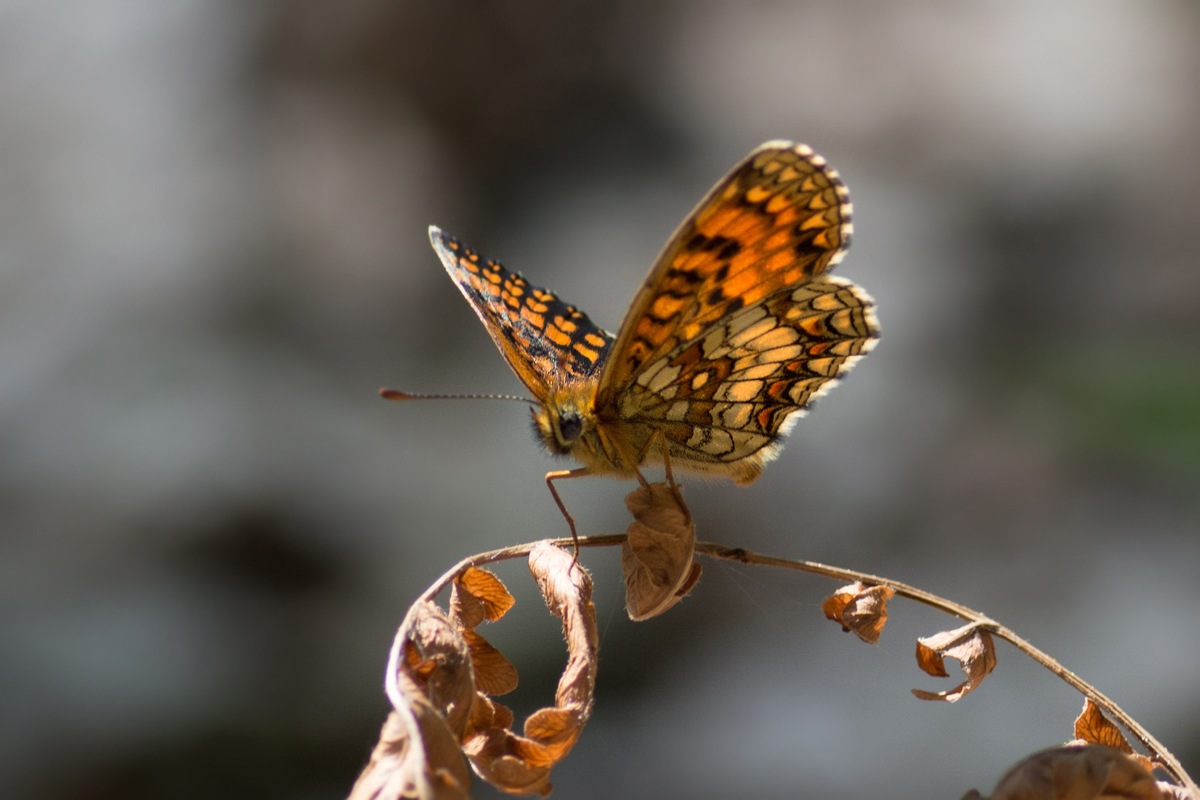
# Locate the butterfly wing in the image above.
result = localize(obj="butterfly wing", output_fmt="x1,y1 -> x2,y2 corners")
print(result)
616,276 -> 878,479
597,142 -> 877,481
429,226 -> 615,399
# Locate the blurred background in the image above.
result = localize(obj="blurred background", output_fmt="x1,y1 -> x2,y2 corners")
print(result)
1,1 -> 1197,798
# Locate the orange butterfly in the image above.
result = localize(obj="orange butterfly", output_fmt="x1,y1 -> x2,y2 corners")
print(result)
387,142 -> 879,541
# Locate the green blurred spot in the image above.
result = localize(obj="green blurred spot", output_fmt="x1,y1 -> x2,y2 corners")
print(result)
1030,342 -> 1200,475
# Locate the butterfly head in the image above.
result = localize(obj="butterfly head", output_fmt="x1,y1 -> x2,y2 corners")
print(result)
531,385 -> 597,457
532,403 -> 584,456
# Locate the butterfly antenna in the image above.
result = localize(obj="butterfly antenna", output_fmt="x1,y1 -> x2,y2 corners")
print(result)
379,388 -> 538,405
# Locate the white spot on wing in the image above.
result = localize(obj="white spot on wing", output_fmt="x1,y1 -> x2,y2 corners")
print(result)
720,403 -> 754,429
715,379 -> 764,403
646,363 -> 681,393
727,317 -> 776,348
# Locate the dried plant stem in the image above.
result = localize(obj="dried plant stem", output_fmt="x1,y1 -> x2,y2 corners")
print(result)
387,534 -> 1196,794
700,542 -> 1197,794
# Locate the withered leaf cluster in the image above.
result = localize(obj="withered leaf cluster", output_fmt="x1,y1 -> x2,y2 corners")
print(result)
823,582 -> 999,703
350,543 -> 597,799
820,582 -> 1196,796
348,478 -> 1195,798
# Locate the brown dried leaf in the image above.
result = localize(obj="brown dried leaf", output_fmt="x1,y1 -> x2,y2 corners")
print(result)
510,733 -> 556,769
464,694 -> 518,739
451,567 -> 515,629
914,633 -> 952,678
1073,699 -> 1157,775
529,542 -> 597,720
462,727 -> 553,796
462,703 -> 577,793
462,628 -> 518,696
524,707 -> 585,763
402,603 -> 477,737
355,609 -> 477,798
964,744 -> 1165,800
465,692 -> 499,737
912,623 -> 997,702
621,483 -> 699,621
822,581 -> 895,645
349,677 -> 472,800
1075,698 -> 1134,754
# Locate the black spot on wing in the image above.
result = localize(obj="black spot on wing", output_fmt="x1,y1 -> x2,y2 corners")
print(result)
717,239 -> 741,260
667,266 -> 704,285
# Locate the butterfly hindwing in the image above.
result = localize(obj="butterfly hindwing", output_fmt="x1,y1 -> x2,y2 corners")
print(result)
616,276 -> 878,467
430,226 -> 614,398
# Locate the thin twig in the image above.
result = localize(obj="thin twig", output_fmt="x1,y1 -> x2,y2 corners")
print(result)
696,542 -> 1197,794
382,534 -> 1196,794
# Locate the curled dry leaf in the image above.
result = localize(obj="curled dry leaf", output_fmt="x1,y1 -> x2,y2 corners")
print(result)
461,628 -> 519,697
350,602 -> 476,800
529,542 -> 597,753
447,568 -> 518,698
460,543 -> 599,796
822,581 -> 895,645
961,744 -> 1166,800
912,623 -> 997,703
621,482 -> 701,621
402,603 -> 478,737
357,554 -> 603,798
1073,698 -> 1157,775
451,567 -> 515,629
349,705 -> 472,800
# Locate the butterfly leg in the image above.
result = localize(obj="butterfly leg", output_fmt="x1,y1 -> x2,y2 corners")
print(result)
546,467 -> 591,558
655,432 -> 688,514
658,433 -> 677,489
630,429 -> 674,489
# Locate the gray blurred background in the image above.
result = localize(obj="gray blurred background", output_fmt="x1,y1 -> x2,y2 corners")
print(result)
1,1 -> 1197,798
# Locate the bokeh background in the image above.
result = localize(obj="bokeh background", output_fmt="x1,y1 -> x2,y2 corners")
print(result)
2,1 -> 1198,798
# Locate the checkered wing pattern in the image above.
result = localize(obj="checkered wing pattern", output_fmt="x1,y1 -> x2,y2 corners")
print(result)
616,276 -> 877,467
430,227 -> 614,398
597,142 -> 877,474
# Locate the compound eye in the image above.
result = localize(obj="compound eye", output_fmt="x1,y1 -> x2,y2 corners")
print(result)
558,411 -> 583,443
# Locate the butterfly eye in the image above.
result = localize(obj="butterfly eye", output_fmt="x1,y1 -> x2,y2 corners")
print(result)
558,411 -> 583,443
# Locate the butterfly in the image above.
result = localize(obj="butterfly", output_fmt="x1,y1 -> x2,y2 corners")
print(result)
388,142 -> 879,541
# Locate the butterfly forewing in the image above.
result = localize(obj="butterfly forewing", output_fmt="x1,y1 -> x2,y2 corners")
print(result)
598,142 -> 853,410
429,226 -> 615,399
